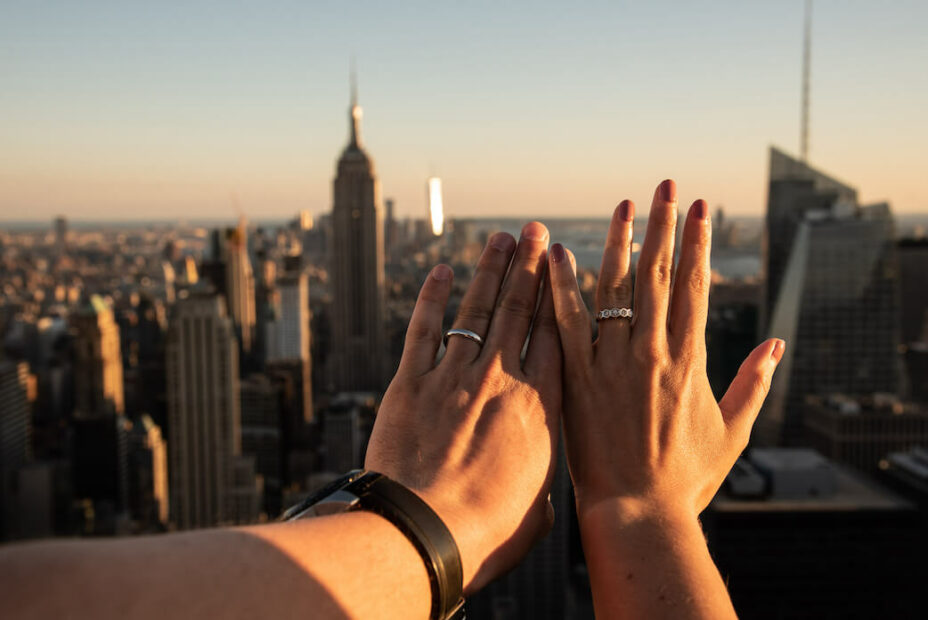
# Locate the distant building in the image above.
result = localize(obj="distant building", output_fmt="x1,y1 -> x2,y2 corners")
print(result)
54,216 -> 68,255
70,295 -> 124,418
705,448 -> 922,617
761,146 -> 858,333
166,293 -> 257,528
240,373 -> 283,516
328,86 -> 387,393
759,149 -> 901,445
321,394 -> 376,473
897,237 -> 928,345
126,414 -> 169,530
0,361 -> 35,539
268,272 -> 311,364
804,394 -> 928,474
203,220 -> 257,357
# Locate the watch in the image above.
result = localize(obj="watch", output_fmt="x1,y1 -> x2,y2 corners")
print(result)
281,470 -> 466,620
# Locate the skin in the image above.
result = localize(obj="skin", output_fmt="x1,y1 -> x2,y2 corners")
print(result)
0,223 -> 561,618
547,179 -> 785,619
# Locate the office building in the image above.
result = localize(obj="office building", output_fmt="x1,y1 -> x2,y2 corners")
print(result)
761,146 -> 858,332
127,414 -> 169,530
70,295 -> 124,418
759,150 -> 901,445
240,373 -> 283,516
328,86 -> 387,392
166,293 -> 255,528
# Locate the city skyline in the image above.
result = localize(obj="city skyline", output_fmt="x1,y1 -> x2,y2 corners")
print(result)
2,1 -> 928,221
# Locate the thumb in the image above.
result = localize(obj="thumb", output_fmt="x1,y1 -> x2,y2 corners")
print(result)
719,339 -> 785,435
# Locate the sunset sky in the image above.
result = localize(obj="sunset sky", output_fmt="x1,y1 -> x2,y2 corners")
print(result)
2,0 -> 926,221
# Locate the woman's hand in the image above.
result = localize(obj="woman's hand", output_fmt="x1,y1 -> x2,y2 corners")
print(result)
548,179 -> 784,524
365,222 -> 561,594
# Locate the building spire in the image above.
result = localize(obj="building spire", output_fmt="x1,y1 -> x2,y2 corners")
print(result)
800,0 -> 812,163
349,59 -> 362,148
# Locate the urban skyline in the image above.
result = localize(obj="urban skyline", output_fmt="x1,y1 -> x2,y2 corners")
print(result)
2,1 -> 928,222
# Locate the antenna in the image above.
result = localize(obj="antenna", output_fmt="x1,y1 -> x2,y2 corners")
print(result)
800,0 -> 812,162
350,56 -> 358,106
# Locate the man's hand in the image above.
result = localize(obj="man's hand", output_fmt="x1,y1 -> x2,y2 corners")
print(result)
366,222 -> 562,593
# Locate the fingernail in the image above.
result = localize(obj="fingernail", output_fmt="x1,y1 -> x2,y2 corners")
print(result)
770,339 -> 786,363
431,264 -> 452,281
693,200 -> 708,220
489,233 -> 515,252
618,200 -> 634,222
659,179 -> 676,203
521,221 -> 549,242
550,243 -> 566,263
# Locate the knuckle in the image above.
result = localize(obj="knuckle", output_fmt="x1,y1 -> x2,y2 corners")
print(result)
455,303 -> 494,324
405,322 -> 440,344
686,267 -> 711,296
645,261 -> 673,286
498,293 -> 536,321
632,339 -> 665,365
563,307 -> 590,329
531,311 -> 559,335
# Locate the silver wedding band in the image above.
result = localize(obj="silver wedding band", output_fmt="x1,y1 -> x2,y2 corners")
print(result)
443,328 -> 484,348
596,307 -> 633,321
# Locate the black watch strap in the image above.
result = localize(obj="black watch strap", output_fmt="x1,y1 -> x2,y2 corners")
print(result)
283,471 -> 465,620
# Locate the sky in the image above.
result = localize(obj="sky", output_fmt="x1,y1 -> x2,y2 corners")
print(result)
1,0 -> 927,221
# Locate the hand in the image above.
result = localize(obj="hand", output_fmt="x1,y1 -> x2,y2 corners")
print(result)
548,179 -> 784,525
365,223 -> 561,593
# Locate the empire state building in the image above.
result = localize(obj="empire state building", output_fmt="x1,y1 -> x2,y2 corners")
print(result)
329,86 -> 386,392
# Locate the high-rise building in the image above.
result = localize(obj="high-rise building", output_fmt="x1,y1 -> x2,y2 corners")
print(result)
203,220 -> 257,357
240,374 -> 282,516
897,238 -> 928,344
268,272 -> 310,364
70,295 -> 124,418
166,292 -> 253,529
329,85 -> 387,393
761,147 -> 858,332
53,216 -> 68,255
127,414 -> 169,530
0,361 -> 33,473
758,150 -> 901,446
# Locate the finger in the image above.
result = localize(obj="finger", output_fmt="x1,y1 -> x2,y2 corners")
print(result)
669,199 -> 711,348
483,222 -> 550,363
633,179 -> 678,337
524,263 -> 560,383
719,339 -> 786,439
398,265 -> 454,376
443,232 -> 517,365
595,199 -> 635,348
548,243 -> 593,368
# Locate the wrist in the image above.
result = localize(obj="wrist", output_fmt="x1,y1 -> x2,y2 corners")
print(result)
577,496 -> 700,537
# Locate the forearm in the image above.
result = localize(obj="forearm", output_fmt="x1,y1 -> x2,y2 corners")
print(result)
579,500 -> 737,620
0,512 -> 431,619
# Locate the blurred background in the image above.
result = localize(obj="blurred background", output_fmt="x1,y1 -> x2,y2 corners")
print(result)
1,1 -> 926,618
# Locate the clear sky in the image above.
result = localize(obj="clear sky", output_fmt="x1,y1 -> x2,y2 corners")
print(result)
1,0 -> 926,221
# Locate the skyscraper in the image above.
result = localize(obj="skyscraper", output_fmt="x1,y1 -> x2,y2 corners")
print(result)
759,150 -> 901,445
166,292 -> 255,529
761,147 -> 858,332
329,83 -> 386,392
203,219 -> 257,357
71,295 -> 124,418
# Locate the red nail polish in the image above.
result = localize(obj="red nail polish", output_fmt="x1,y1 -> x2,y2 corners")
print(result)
693,200 -> 708,220
770,339 -> 786,363
618,200 -> 635,222
659,179 -> 676,203
489,233 -> 515,252
550,243 -> 566,263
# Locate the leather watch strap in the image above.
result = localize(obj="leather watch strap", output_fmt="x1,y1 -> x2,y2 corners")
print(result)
347,472 -> 465,620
